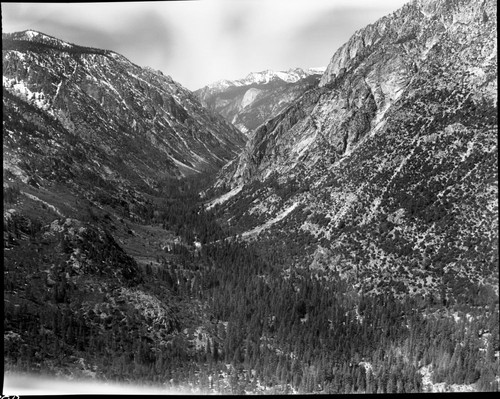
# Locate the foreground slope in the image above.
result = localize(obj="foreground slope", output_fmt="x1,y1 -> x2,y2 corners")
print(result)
209,0 -> 498,303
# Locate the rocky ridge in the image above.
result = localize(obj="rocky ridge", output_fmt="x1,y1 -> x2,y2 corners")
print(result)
202,67 -> 325,91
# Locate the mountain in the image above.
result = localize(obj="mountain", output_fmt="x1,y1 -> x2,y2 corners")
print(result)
202,67 -> 326,90
195,67 -> 325,135
3,30 -> 246,187
2,30 -> 246,387
3,2 -> 499,393
208,0 -> 497,303
3,28 -> 246,266
203,1 -> 498,388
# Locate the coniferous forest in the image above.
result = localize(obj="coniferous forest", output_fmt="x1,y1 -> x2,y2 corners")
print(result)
4,176 -> 499,394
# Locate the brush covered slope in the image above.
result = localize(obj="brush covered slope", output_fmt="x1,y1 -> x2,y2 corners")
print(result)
195,68 -> 324,135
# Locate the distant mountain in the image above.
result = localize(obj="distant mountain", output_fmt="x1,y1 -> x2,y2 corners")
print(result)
202,67 -> 326,91
207,0 -> 498,304
195,67 -> 325,135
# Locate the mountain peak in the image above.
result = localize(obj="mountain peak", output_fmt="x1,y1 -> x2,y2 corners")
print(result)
201,67 -> 325,92
4,29 -> 75,49
243,67 -> 324,85
2,30 -> 120,59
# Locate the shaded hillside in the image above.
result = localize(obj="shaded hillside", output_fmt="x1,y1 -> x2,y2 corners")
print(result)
2,30 -> 245,389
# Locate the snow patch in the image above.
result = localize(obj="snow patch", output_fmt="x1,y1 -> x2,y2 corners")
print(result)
241,88 -> 261,109
241,202 -> 299,238
21,192 -> 64,217
4,77 -> 52,113
206,185 -> 243,210
419,365 -> 477,392
204,67 -> 325,91
23,30 -> 73,49
24,30 -> 40,40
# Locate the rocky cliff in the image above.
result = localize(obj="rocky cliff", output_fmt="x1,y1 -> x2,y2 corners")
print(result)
208,0 -> 498,302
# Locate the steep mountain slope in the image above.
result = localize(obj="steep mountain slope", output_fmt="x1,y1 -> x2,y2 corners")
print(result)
3,29 -> 247,264
3,30 -> 246,188
208,0 -> 498,304
195,68 -> 325,135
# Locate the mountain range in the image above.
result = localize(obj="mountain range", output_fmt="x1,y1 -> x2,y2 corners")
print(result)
195,67 -> 325,135
3,30 -> 245,184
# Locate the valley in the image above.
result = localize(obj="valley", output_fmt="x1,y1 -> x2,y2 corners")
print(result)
3,0 -> 499,394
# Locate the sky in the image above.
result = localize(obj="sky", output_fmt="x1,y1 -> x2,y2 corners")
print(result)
1,0 -> 409,90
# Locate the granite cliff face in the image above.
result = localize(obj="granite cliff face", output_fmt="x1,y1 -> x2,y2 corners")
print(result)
195,68 -> 324,135
209,0 -> 498,301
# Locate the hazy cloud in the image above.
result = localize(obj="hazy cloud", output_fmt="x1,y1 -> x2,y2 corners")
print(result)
2,3 -> 174,66
290,6 -> 399,66
1,1 -> 409,90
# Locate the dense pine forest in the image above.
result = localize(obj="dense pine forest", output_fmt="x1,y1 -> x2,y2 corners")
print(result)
4,176 -> 499,394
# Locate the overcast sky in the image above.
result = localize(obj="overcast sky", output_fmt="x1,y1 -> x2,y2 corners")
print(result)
1,0 -> 409,90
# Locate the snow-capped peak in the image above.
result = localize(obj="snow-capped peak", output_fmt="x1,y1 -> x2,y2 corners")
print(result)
203,67 -> 326,91
242,67 -> 325,85
6,30 -> 75,49
308,66 -> 327,74
24,30 -> 41,40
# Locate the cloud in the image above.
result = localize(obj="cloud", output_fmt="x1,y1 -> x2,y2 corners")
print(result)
2,3 -> 174,68
1,1 -> 409,90
289,6 -> 396,66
